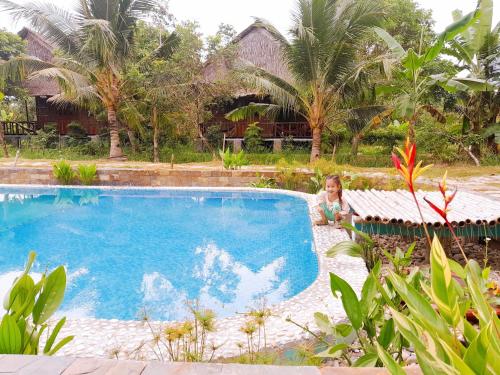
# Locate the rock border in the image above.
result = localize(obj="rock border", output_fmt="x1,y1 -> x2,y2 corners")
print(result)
0,185 -> 368,359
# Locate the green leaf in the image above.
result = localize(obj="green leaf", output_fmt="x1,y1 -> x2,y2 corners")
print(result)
43,317 -> 67,354
0,315 -> 22,354
378,318 -> 395,349
430,236 -> 461,327
375,84 -> 398,96
463,321 -> 490,374
47,335 -> 74,356
423,9 -> 478,63
334,323 -> 353,338
341,223 -> 374,244
3,251 -> 36,311
315,343 -> 348,358
375,342 -> 405,374
326,241 -> 363,258
5,274 -> 35,317
438,339 -> 475,375
313,312 -> 333,335
465,260 -> 494,327
388,272 -> 450,340
353,352 -> 378,367
402,48 -> 423,75
448,258 -> 466,279
373,27 -> 405,58
453,78 -> 494,92
329,273 -> 362,330
360,273 -> 377,318
33,266 -> 67,325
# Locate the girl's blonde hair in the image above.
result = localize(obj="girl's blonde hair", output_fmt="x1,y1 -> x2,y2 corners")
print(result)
325,175 -> 343,207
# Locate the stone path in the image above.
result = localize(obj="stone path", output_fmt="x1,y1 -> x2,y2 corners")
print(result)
45,190 -> 367,361
0,355 -> 424,374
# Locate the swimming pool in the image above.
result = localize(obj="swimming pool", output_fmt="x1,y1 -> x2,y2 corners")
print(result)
0,187 -> 317,321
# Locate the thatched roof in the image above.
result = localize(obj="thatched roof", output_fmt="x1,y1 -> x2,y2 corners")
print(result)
17,28 -> 60,96
202,20 -> 291,85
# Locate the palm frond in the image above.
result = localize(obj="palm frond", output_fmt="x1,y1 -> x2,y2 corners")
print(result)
0,55 -> 55,84
0,0 -> 80,53
225,103 -> 282,122
79,18 -> 118,66
237,64 -> 304,113
154,32 -> 180,60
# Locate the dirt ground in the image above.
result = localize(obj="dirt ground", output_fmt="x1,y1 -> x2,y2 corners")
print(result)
372,234 -> 499,269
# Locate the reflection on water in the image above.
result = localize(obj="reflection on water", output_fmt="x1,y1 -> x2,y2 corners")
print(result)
0,188 -> 316,320
139,243 -> 289,320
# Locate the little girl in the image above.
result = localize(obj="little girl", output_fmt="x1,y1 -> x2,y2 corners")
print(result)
315,175 -> 350,225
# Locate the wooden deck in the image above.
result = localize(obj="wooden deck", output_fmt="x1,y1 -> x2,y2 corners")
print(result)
0,355 -> 422,374
1,121 -> 39,136
201,121 -> 311,139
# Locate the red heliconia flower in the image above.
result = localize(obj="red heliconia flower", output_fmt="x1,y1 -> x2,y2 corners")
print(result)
392,137 -> 432,193
424,171 -> 457,221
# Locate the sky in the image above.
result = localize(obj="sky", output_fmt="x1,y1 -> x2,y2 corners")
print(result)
0,0 -> 498,39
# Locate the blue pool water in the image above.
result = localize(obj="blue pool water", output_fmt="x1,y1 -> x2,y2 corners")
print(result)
0,187 -> 317,321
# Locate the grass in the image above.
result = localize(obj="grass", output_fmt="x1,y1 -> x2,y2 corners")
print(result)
3,144 -> 498,181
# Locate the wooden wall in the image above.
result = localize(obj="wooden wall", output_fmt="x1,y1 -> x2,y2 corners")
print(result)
35,96 -> 103,135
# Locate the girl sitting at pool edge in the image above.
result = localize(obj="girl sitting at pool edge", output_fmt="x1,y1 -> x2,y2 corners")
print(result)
315,175 -> 350,226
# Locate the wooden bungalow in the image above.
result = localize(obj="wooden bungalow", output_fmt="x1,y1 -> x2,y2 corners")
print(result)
1,28 -> 103,139
201,21 -> 310,151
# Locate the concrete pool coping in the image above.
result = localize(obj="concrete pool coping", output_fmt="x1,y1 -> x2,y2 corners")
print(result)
0,185 -> 368,360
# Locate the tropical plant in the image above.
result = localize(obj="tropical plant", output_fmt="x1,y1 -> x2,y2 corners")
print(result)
77,164 -> 97,185
347,107 -> 393,157
53,160 -> 76,185
0,92 -> 12,157
374,8 -> 479,140
1,251 -> 73,355
244,122 -> 265,153
226,0 -> 384,162
250,175 -> 278,189
377,236 -> 500,374
327,223 -> 380,271
309,168 -> 325,194
219,148 -> 248,170
437,0 -> 499,158
0,0 -> 160,159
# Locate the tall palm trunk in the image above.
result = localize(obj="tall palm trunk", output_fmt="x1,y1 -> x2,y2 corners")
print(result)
107,105 -> 123,159
121,122 -> 138,153
351,134 -> 361,157
152,105 -> 159,163
310,126 -> 322,162
0,125 -> 9,158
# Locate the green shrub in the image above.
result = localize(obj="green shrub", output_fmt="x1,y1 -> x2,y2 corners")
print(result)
219,149 -> 248,169
250,175 -> 278,188
309,168 -> 326,193
30,123 -> 59,149
316,233 -> 500,372
205,124 -> 223,150
77,164 -> 97,185
244,122 -> 265,153
1,251 -> 73,355
65,121 -> 90,146
53,160 -> 76,185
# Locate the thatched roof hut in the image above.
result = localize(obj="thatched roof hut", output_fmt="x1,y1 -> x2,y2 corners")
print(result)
10,28 -> 102,136
203,20 -> 291,84
17,28 -> 60,96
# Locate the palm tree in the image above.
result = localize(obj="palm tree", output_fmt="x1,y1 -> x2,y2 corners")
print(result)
226,0 -> 383,162
441,0 -> 499,157
0,0 -> 159,158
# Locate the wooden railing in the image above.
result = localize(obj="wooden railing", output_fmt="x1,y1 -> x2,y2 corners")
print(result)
201,121 -> 311,139
1,121 -> 39,136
